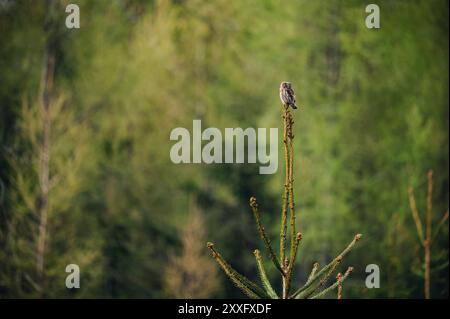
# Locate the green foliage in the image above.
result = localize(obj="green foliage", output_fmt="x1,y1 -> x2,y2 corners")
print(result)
0,0 -> 448,298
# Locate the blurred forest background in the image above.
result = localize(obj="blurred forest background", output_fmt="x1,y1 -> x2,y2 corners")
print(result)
0,0 -> 448,298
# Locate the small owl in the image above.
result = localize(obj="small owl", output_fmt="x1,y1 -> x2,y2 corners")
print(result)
279,82 -> 297,109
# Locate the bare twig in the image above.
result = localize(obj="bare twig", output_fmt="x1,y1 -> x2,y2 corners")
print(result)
337,273 -> 343,300
426,170 -> 433,242
408,170 -> 449,299
423,170 -> 433,299
433,210 -> 449,242
408,187 -> 425,243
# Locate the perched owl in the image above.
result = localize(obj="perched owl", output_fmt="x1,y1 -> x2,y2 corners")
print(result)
279,82 -> 297,109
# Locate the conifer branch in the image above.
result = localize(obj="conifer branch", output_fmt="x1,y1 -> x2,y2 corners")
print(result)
207,242 -> 269,299
292,234 -> 361,298
285,232 -> 302,296
280,108 -> 289,266
310,267 -> 353,299
292,258 -> 339,298
306,262 -> 320,286
287,112 -> 297,273
297,256 -> 342,299
339,233 -> 363,258
249,197 -> 284,274
254,250 -> 279,299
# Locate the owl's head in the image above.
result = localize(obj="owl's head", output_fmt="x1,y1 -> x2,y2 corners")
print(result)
280,81 -> 291,89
